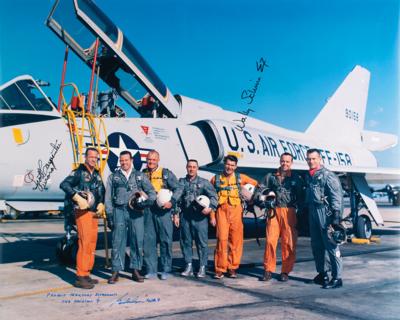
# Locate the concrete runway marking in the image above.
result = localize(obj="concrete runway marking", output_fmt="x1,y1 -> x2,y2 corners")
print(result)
0,285 -> 74,301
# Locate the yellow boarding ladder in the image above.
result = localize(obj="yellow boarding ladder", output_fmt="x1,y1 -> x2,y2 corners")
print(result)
59,83 -> 109,174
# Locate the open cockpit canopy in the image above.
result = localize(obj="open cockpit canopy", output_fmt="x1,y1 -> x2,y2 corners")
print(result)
46,0 -> 181,118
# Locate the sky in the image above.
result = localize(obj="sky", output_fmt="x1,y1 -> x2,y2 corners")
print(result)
0,0 -> 399,167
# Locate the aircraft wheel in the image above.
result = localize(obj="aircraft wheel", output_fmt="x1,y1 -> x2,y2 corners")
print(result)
56,235 -> 78,266
356,215 -> 372,239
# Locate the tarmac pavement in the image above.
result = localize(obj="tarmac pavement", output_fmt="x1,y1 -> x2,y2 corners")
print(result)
0,203 -> 399,320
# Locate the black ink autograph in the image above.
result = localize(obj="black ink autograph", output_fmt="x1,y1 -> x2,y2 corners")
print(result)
241,57 -> 268,105
256,57 -> 268,72
234,57 -> 268,131
241,77 -> 261,105
24,141 -> 62,191
234,108 -> 254,132
110,293 -> 160,306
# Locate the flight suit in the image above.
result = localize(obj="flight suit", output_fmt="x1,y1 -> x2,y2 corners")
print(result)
60,164 -> 105,277
256,170 -> 304,274
143,167 -> 183,274
211,173 -> 258,273
178,175 -> 218,268
305,167 -> 343,279
105,168 -> 156,272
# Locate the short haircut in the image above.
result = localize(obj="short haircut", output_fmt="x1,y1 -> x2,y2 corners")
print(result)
147,150 -> 160,159
280,152 -> 293,160
187,159 -> 198,165
306,148 -> 321,156
120,150 -> 132,158
85,147 -> 99,156
224,154 -> 238,164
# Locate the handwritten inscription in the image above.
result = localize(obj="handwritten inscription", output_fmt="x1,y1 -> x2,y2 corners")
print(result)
241,77 -> 261,105
47,292 -> 116,304
234,57 -> 268,131
240,57 -> 268,105
24,141 -> 62,191
110,293 -> 161,306
46,292 -> 161,306
256,57 -> 268,72
234,108 -> 254,132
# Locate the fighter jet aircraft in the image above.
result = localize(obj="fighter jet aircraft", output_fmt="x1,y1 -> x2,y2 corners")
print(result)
1,0 -> 399,240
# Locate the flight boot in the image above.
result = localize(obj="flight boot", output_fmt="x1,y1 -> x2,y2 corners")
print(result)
181,263 -> 194,277
108,272 -> 119,284
85,276 -> 99,284
261,271 -> 272,281
74,276 -> 94,289
313,272 -> 329,286
323,278 -> 343,289
197,266 -> 206,278
132,269 -> 144,283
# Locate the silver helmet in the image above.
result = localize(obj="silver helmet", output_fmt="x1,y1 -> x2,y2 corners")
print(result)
128,191 -> 149,211
74,191 -> 95,210
327,223 -> 347,245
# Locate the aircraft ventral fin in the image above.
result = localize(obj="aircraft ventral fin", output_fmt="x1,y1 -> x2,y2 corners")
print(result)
352,174 -> 384,225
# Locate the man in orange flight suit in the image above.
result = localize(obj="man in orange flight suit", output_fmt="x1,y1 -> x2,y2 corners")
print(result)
60,148 -> 105,289
210,155 -> 258,279
255,152 -> 304,282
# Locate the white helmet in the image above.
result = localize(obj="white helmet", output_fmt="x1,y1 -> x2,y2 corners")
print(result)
241,183 -> 256,202
156,189 -> 173,207
195,195 -> 210,209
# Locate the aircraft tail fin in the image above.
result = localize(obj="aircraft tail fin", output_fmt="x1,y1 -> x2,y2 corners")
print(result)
306,65 -> 370,145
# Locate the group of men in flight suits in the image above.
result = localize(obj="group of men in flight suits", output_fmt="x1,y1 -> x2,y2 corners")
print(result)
60,147 -> 344,290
